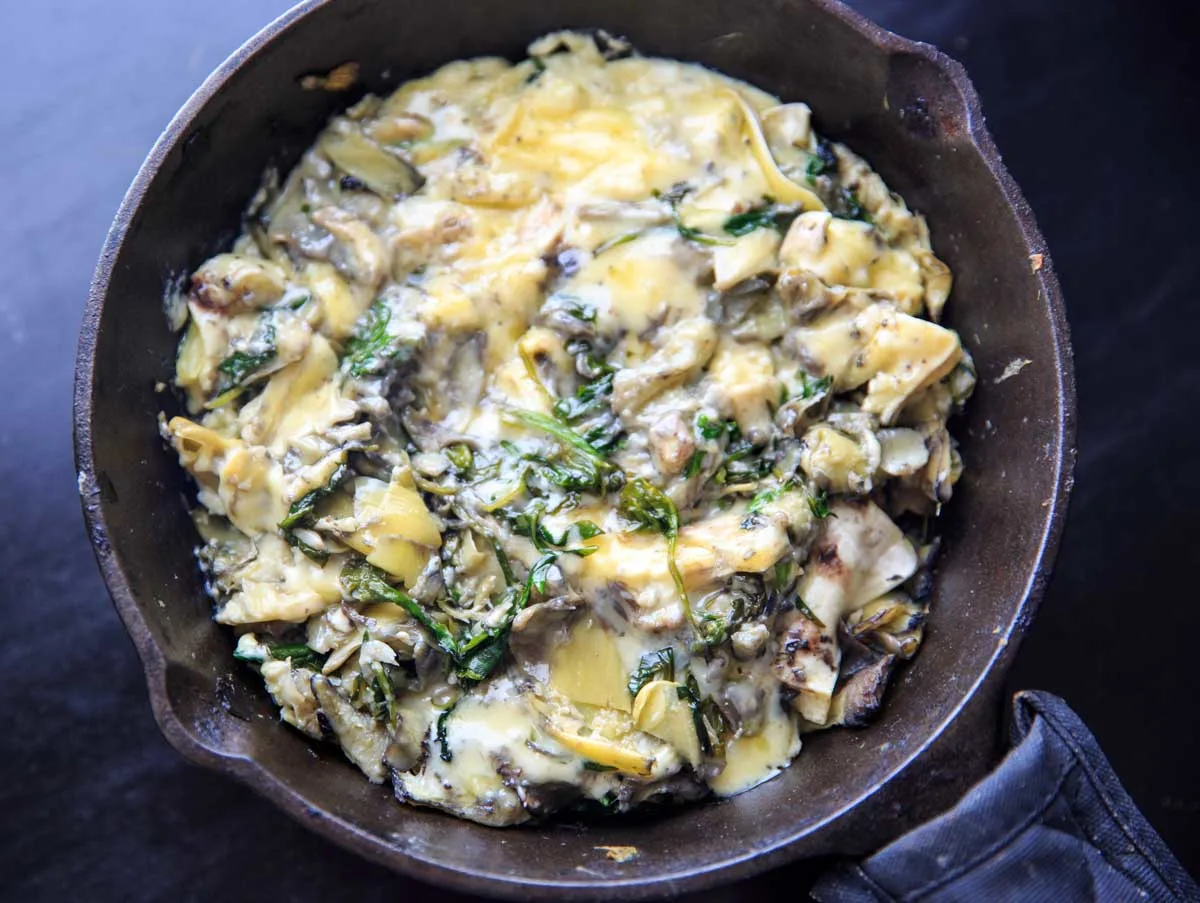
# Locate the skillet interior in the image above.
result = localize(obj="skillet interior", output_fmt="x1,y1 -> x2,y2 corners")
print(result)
74,0 -> 1074,896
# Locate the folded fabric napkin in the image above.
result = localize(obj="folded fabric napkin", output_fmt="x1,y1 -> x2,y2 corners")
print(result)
812,691 -> 1198,902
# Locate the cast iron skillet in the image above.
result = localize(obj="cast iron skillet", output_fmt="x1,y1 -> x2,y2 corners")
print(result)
74,0 -> 1075,897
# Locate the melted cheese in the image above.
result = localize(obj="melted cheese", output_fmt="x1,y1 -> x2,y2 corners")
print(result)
165,32 -> 969,827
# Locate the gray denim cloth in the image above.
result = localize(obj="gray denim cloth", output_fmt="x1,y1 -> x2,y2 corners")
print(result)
812,691 -> 1199,902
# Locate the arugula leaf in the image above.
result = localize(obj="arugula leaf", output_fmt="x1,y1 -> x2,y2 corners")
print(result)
834,187 -> 872,223
278,461 -> 352,564
280,462 -> 352,531
797,371 -> 834,400
653,185 -> 731,246
444,443 -> 474,476
593,230 -> 643,256
618,478 -> 679,536
627,647 -> 676,698
368,660 -> 398,726
436,704 -> 456,762
795,596 -> 826,628
619,478 -> 690,624
808,488 -> 833,519
233,642 -> 327,670
714,439 -> 772,486
574,520 -> 603,540
530,554 -> 558,594
696,414 -> 739,441
216,325 -> 276,390
684,449 -> 706,479
723,204 -> 799,237
805,138 -> 838,181
676,675 -> 713,757
676,674 -> 732,760
487,535 -> 517,586
452,552 -> 554,686
773,559 -> 793,591
508,407 -> 609,464
341,560 -> 460,657
747,482 -> 793,515
343,299 -> 414,377
553,371 -> 615,424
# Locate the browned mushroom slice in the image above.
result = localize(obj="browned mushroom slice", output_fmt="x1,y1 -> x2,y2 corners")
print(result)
311,675 -> 391,782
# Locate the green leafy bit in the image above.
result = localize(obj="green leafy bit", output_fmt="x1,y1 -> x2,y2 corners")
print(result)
530,554 -> 558,594
508,407 -> 609,464
279,461 -> 352,563
451,552 -> 554,686
773,559 -> 793,591
673,674 -> 733,759
216,325 -> 277,388
369,661 -> 398,726
627,647 -> 676,698
582,761 -> 618,772
234,642 -> 327,670
342,299 -> 414,377
436,704 -> 456,762
511,508 -> 603,557
554,371 -> 614,424
684,449 -> 706,479
552,365 -> 626,456
445,443 -> 475,476
696,414 -> 739,441
619,478 -> 690,624
835,187 -> 871,223
797,370 -> 834,400
795,597 -> 826,628
714,439 -> 772,486
653,185 -> 731,246
487,535 -> 517,586
618,478 -> 679,536
723,203 -> 800,237
593,230 -> 643,256
808,488 -> 833,519
747,481 -> 793,515
805,138 -> 838,181
280,462 -> 352,531
341,560 -> 460,658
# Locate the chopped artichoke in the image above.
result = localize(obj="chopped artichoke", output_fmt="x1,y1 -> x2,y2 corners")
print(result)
549,619 -> 633,713
631,679 -> 701,765
190,253 -> 289,312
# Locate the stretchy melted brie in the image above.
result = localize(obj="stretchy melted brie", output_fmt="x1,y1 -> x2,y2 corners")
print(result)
164,32 -> 974,826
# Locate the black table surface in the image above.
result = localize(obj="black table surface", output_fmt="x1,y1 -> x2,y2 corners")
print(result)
3,0 -> 1197,899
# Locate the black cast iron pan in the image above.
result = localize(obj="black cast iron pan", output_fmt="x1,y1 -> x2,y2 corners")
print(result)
74,0 -> 1075,896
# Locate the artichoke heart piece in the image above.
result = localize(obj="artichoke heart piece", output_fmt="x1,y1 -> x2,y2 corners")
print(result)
190,253 -> 289,313
799,424 -> 873,495
549,619 -> 632,713
349,473 -> 442,585
574,513 -> 789,609
237,333 -> 356,453
705,338 -> 779,441
848,309 -> 962,425
631,679 -> 701,766
543,720 -> 655,776
304,260 -> 371,341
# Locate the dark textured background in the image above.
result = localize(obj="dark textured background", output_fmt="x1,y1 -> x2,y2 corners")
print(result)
2,0 -> 1197,899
